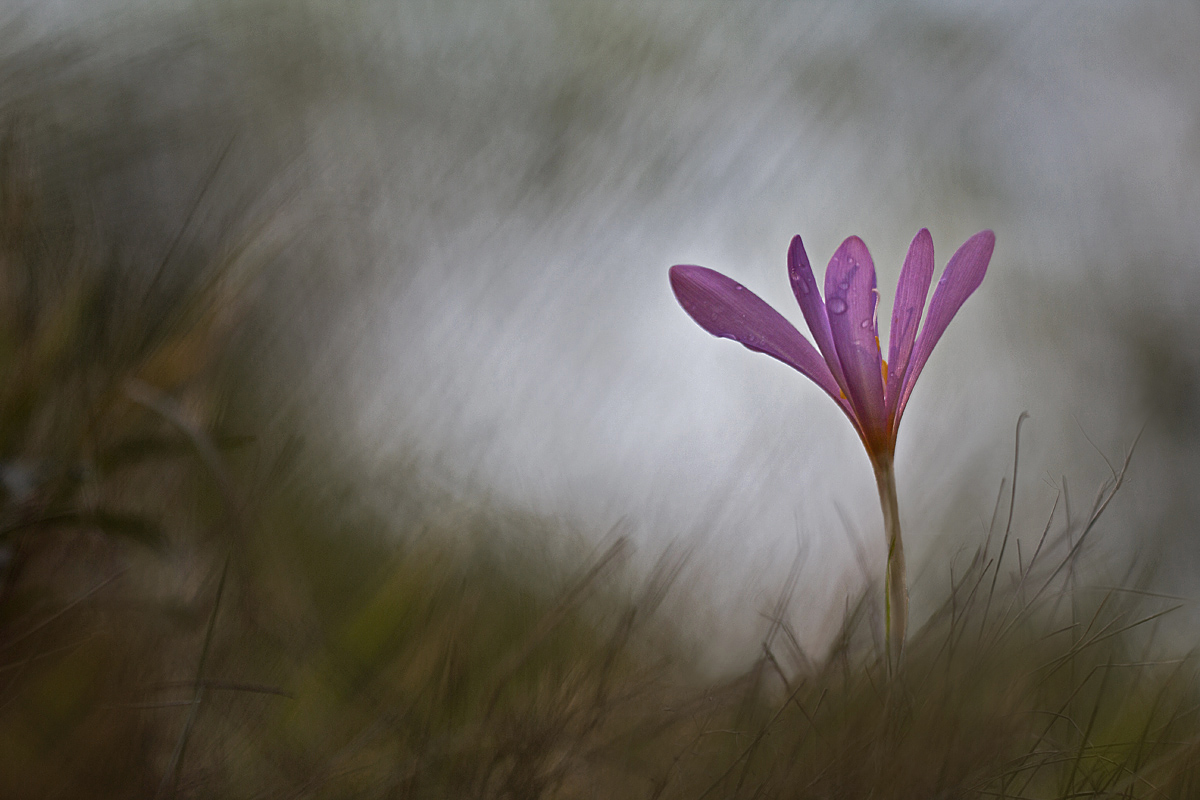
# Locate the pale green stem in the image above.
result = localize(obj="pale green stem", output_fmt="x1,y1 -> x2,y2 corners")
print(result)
873,454 -> 907,674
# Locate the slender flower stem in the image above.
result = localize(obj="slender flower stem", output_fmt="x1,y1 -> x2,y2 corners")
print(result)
873,454 -> 907,674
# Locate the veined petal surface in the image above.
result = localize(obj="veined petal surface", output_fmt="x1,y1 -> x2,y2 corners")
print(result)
788,235 -> 851,398
885,228 -> 934,425
895,230 -> 995,424
823,237 -> 887,444
669,264 -> 844,404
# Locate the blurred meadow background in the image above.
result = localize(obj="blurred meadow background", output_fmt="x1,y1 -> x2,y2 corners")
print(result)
4,0 -> 1200,797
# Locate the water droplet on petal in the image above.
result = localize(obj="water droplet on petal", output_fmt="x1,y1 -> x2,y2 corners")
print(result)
859,319 -> 871,329
827,297 -> 848,314
839,280 -> 850,291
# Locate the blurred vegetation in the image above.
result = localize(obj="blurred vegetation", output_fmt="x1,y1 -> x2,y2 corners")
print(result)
1,115 -> 1198,800
3,10 -> 1200,800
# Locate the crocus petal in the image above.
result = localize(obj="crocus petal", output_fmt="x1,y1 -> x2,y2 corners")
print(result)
823,236 -> 887,445
670,264 -> 847,409
788,235 -> 851,398
884,228 -> 934,425
894,230 -> 995,425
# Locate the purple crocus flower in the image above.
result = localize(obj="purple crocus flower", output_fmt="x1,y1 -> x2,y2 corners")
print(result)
669,229 -> 995,668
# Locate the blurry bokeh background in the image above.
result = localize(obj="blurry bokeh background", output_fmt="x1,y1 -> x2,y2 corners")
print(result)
4,0 -> 1199,659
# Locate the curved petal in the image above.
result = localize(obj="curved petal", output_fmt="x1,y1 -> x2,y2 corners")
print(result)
788,235 -> 851,397
894,230 -> 995,424
669,264 -> 848,411
884,229 -> 934,426
823,237 -> 887,445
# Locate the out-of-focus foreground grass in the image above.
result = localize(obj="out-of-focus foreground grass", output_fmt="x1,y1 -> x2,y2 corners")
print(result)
2,82 -> 1200,800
